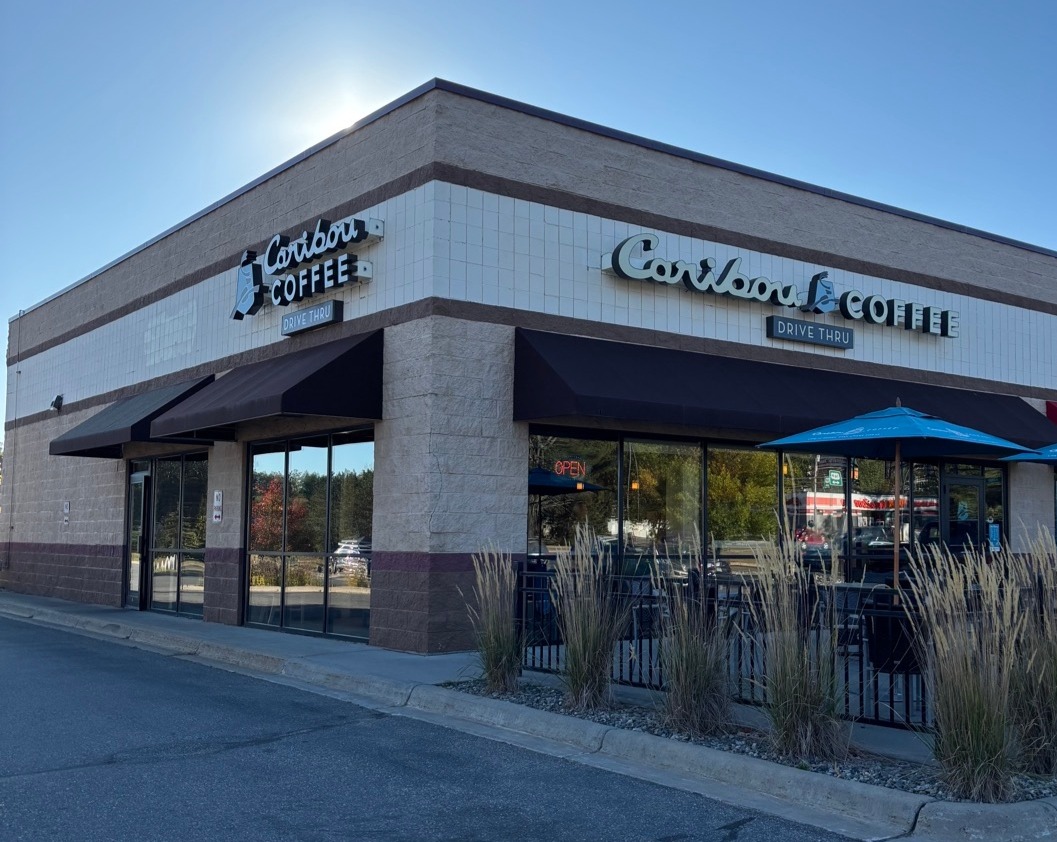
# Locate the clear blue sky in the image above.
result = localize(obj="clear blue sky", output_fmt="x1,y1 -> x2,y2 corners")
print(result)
2,0 -> 1055,443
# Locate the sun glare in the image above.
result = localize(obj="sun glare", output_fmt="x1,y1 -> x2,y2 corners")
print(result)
278,90 -> 375,150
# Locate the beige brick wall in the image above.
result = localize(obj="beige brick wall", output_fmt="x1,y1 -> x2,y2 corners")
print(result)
0,408 -> 126,602
1008,463 -> 1057,551
205,442 -> 246,551
1,409 -> 126,548
371,315 -> 528,651
202,441 -> 246,624
374,315 -> 528,555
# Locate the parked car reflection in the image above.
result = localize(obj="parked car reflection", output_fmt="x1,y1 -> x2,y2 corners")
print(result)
333,538 -> 371,583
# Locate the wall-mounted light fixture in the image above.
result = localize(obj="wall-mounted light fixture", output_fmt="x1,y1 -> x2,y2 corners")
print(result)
50,394 -> 63,412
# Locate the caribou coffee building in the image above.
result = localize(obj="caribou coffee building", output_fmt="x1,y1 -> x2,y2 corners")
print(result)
4,80 -> 1056,652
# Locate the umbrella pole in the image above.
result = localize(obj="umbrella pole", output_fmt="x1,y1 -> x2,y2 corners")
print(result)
893,440 -> 902,595
537,496 -> 543,557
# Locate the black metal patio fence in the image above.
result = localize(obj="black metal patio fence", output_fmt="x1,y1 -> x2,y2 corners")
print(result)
517,569 -> 1055,730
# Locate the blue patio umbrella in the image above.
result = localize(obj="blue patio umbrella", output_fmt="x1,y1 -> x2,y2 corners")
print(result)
529,467 -> 604,495
1002,443 -> 1057,465
759,404 -> 1031,584
529,468 -> 604,554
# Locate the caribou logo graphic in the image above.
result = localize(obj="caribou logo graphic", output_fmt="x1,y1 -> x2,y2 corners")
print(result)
799,271 -> 838,314
230,250 -> 264,320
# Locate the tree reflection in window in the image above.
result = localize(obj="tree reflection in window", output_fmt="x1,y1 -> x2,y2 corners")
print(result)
623,439 -> 701,562
529,435 -> 617,553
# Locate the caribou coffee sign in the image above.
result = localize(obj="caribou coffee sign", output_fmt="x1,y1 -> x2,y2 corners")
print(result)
603,233 -> 960,339
230,215 -> 383,321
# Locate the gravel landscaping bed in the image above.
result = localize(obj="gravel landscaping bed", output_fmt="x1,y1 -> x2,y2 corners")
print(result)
445,678 -> 1057,804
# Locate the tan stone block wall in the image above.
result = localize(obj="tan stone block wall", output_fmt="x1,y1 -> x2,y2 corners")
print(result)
1008,464 -> 1057,551
201,442 -> 247,624
1,410 -> 126,547
371,315 -> 527,651
374,315 -> 528,555
17,82 -> 1055,368
205,442 -> 246,551
0,408 -> 126,603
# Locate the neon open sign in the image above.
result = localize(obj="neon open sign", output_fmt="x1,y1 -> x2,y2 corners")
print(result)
553,459 -> 586,478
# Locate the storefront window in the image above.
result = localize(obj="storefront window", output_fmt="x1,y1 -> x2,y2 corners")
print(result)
910,463 -> 940,547
328,434 -> 374,639
848,457 -> 906,582
247,554 -> 281,626
329,434 -> 374,553
709,448 -> 778,574
249,444 -> 285,553
783,453 -> 848,560
946,463 -> 984,476
149,453 -> 208,617
247,431 -> 373,640
287,437 -> 328,554
624,439 -> 701,575
528,434 -> 617,561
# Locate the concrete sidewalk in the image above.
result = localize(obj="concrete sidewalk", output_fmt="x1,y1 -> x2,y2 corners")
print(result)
2,590 -> 1054,841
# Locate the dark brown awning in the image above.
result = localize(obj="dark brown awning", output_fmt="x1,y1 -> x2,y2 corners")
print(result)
151,330 -> 383,440
49,376 -> 215,458
514,329 -> 1057,448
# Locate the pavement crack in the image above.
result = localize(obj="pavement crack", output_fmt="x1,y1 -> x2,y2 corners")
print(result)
0,715 -> 382,782
714,817 -> 754,841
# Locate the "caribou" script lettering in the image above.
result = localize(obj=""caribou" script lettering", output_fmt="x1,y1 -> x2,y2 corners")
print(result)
604,233 -> 959,338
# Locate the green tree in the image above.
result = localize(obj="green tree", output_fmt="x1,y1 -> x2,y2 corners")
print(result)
332,468 -> 374,545
707,450 -> 777,541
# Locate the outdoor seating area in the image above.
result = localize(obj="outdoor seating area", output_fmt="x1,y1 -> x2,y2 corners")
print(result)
518,570 -> 940,729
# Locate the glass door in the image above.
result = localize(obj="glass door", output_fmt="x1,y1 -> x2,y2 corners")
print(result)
127,469 -> 150,608
941,476 -> 986,553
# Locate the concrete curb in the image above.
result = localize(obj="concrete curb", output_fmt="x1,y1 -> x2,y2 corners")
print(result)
598,728 -> 930,834
5,599 -> 1057,842
195,642 -> 290,676
911,797 -> 1057,841
408,685 -> 610,753
280,661 -> 418,708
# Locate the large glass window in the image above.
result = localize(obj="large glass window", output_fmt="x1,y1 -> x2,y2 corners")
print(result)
624,439 -> 702,575
526,432 -> 1008,583
149,453 -> 208,617
328,435 -> 374,639
909,463 -> 940,545
247,431 -> 373,640
248,443 -> 285,627
709,448 -> 778,574
528,434 -> 618,562
847,457 -> 908,582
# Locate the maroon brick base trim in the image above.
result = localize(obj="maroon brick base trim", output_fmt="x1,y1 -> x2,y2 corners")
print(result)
204,547 -> 243,626
0,542 -> 123,607
368,551 -> 526,653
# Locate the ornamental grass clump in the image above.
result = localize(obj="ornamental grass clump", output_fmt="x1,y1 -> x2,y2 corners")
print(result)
550,523 -> 631,710
1008,529 -> 1057,776
465,544 -> 522,693
747,535 -> 847,761
904,543 -> 1026,802
652,553 -> 732,737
